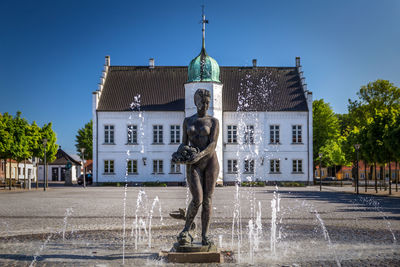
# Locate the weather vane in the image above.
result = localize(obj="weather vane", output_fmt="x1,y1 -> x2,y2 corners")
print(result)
201,5 -> 209,49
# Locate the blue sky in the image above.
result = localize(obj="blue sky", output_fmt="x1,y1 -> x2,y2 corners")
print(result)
1,0 -> 399,154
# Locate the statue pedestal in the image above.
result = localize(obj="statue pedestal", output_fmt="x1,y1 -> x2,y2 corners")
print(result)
64,169 -> 73,186
160,243 -> 223,263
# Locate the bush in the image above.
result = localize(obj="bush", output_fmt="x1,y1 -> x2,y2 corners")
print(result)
279,181 -> 306,187
100,182 -> 122,187
142,181 -> 167,187
241,181 -> 265,187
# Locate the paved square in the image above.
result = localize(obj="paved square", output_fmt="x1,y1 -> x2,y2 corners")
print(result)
0,186 -> 399,266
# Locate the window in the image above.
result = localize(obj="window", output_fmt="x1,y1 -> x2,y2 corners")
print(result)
227,159 -> 238,173
170,160 -> 181,173
244,160 -> 254,174
170,125 -> 180,143
292,125 -> 302,143
127,125 -> 137,144
28,169 -> 32,178
293,160 -> 303,173
153,125 -> 163,144
104,125 -> 114,144
153,160 -> 163,174
227,125 -> 237,143
127,160 -> 138,174
270,125 -> 280,144
104,160 -> 114,174
18,167 -> 21,175
392,172 -> 396,179
244,125 -> 254,144
360,173 -> 365,179
270,159 -> 280,173
315,170 -> 318,177
345,172 -> 349,178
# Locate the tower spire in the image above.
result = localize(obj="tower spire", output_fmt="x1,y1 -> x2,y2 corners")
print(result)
201,5 -> 208,51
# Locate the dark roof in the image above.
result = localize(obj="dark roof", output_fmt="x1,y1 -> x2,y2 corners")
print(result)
48,149 -> 81,166
97,66 -> 308,112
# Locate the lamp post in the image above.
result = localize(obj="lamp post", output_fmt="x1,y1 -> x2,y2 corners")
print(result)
354,144 -> 361,195
80,148 -> 86,188
319,153 -> 323,191
43,138 -> 48,191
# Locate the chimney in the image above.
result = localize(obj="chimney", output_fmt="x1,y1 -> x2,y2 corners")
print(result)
295,57 -> 301,67
149,58 -> 155,69
252,59 -> 257,68
105,55 -> 110,66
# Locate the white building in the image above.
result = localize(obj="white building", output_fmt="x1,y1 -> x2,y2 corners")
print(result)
92,24 -> 313,185
38,148 -> 81,182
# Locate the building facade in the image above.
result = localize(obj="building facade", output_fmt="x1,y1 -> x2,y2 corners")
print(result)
92,46 -> 313,184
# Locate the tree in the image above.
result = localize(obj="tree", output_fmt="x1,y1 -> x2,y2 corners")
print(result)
348,79 -> 400,127
75,120 -> 92,159
0,113 -> 13,186
28,121 -> 42,189
12,111 -> 31,188
313,99 -> 340,164
40,123 -> 58,163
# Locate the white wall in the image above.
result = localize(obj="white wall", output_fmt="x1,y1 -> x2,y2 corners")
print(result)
94,110 -> 311,183
223,111 -> 310,182
96,111 -> 186,183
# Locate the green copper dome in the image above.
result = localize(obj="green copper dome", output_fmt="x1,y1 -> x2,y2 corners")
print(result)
188,47 -> 220,83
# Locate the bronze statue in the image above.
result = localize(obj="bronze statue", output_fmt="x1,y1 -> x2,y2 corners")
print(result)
172,88 -> 219,247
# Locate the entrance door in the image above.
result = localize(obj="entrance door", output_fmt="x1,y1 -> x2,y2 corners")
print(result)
61,168 -> 67,181
52,167 -> 59,181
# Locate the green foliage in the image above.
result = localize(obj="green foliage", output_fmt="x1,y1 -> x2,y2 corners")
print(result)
39,123 -> 58,162
313,99 -> 340,163
279,182 -> 306,187
0,113 -> 13,160
240,181 -> 265,187
143,181 -> 167,187
12,111 -> 31,162
75,120 -> 93,159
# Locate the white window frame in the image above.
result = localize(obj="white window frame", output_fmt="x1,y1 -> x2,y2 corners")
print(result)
270,159 -> 280,173
153,160 -> 164,174
127,159 -> 138,174
244,159 -> 255,174
104,125 -> 115,144
170,125 -> 180,144
227,125 -> 237,143
244,125 -> 254,144
127,125 -> 137,144
227,159 -> 238,173
270,125 -> 280,144
292,125 -> 302,144
104,160 -> 114,174
170,160 -> 181,174
153,125 -> 163,144
292,159 -> 303,173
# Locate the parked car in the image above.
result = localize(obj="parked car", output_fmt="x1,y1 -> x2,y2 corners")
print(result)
322,177 -> 337,181
77,174 -> 93,185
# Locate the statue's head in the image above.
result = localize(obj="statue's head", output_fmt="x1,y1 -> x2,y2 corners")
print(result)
194,89 -> 211,116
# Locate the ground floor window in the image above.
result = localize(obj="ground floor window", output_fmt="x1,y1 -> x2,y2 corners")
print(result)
292,160 -> 303,173
227,159 -> 238,173
153,160 -> 163,174
270,159 -> 280,173
127,160 -> 138,174
104,160 -> 114,174
244,160 -> 254,174
170,160 -> 181,173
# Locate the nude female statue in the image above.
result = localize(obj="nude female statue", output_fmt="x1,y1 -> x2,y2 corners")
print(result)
172,88 -> 219,247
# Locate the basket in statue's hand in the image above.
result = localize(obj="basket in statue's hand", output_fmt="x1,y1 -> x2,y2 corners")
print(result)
172,144 -> 200,163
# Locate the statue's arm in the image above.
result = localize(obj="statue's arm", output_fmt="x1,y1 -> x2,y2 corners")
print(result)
189,118 -> 219,164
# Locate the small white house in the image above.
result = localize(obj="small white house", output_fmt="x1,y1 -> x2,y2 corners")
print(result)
38,148 -> 81,182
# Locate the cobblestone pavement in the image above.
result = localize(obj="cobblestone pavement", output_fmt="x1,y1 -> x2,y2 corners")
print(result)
0,186 -> 399,266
